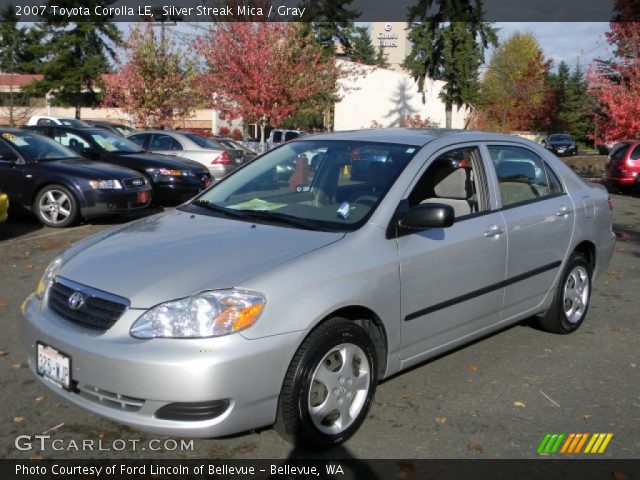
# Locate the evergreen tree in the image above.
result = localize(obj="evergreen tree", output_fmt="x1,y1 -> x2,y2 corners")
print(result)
299,0 -> 359,55
24,0 -> 121,118
349,26 -> 377,65
375,45 -> 390,68
403,1 -> 498,128
0,7 -> 43,74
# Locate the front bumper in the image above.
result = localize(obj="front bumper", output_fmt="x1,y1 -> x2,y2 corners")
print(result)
151,174 -> 212,203
547,145 -> 576,156
21,294 -> 300,438
80,188 -> 151,219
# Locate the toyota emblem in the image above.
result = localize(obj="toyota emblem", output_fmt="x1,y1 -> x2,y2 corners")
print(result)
68,292 -> 86,311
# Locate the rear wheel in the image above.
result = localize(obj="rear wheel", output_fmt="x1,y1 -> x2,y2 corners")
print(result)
34,184 -> 79,228
276,318 -> 378,448
538,252 -> 591,334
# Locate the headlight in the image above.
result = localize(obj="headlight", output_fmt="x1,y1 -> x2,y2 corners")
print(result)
130,290 -> 265,339
149,168 -> 194,177
36,256 -> 63,298
89,179 -> 123,189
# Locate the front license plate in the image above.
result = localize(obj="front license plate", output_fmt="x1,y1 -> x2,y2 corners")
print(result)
137,191 -> 150,203
36,342 -> 71,390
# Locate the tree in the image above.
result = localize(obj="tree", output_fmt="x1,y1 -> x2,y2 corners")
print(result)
588,0 -> 640,141
476,32 -> 553,132
102,23 -> 202,128
349,26 -> 377,65
299,0 -> 360,55
195,23 -> 349,147
403,1 -> 498,128
24,0 -> 121,118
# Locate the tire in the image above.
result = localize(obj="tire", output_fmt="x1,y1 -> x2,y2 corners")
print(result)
34,184 -> 79,228
276,318 -> 378,448
538,252 -> 592,334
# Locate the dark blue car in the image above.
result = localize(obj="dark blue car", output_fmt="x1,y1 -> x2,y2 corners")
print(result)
0,129 -> 151,227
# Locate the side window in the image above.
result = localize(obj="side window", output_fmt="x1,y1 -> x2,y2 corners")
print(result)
408,146 -> 486,219
631,144 -> 640,160
37,118 -> 55,126
488,145 -> 562,207
272,131 -> 282,143
284,132 -> 299,142
128,134 -> 147,147
53,130 -> 91,152
0,139 -> 18,161
149,134 -> 182,151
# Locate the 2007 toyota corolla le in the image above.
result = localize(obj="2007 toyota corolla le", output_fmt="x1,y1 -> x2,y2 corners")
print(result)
22,129 -> 615,448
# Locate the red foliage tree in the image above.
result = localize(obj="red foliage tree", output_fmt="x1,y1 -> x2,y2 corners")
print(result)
195,23 -> 343,147
588,0 -> 640,141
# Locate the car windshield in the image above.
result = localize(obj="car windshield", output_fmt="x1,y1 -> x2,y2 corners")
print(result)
60,118 -> 89,127
1,131 -> 77,161
184,133 -> 225,150
549,134 -> 573,142
90,131 -> 143,153
187,140 -> 419,231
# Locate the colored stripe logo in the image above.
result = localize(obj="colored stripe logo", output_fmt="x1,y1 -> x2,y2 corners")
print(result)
537,433 -> 613,454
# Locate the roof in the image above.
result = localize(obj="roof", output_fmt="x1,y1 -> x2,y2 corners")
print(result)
0,74 -> 43,87
304,128 -> 474,146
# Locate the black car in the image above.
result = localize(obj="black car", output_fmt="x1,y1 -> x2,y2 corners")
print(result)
23,126 -> 212,204
84,120 -> 136,137
0,128 -> 151,227
544,133 -> 577,156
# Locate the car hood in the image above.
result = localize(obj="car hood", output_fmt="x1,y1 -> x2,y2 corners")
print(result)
107,152 -> 208,172
58,209 -> 345,308
39,158 -> 145,179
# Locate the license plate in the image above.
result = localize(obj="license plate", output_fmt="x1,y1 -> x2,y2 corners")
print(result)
37,342 -> 71,390
137,191 -> 150,203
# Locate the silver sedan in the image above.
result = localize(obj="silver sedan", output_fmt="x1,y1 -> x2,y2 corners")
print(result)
22,129 -> 615,448
127,130 -> 245,179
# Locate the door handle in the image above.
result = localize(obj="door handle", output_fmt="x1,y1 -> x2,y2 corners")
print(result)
555,206 -> 572,217
483,224 -> 505,237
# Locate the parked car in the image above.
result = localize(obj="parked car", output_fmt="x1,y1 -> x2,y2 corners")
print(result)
0,188 -> 8,223
267,129 -> 307,149
603,139 -> 640,193
0,129 -> 151,227
84,120 -> 136,137
23,126 -> 212,205
544,133 -> 577,156
597,140 -> 618,155
26,115 -> 89,128
22,129 -> 614,448
212,136 -> 259,162
127,130 -> 245,180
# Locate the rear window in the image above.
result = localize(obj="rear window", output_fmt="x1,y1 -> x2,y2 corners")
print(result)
610,143 -> 629,162
630,144 -> 640,160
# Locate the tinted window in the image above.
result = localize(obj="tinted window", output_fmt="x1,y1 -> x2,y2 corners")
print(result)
36,118 -> 55,126
284,132 -> 299,142
549,134 -> 573,142
0,139 -> 18,160
488,146 -> 562,206
149,134 -> 183,151
128,134 -> 148,147
1,131 -> 76,161
89,131 -> 141,153
54,129 -> 91,152
185,134 -> 225,150
630,144 -> 640,160
272,131 -> 282,143
610,143 -> 629,161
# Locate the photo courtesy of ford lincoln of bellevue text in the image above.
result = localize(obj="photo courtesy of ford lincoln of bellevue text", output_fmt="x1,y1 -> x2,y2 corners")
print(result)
22,129 -> 615,448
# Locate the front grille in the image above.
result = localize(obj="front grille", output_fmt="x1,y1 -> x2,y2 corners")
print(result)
122,177 -> 146,189
48,277 -> 129,331
76,383 -> 144,412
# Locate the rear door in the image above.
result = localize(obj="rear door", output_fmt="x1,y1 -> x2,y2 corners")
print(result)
486,144 -> 574,319
0,138 -> 31,204
397,144 -> 508,367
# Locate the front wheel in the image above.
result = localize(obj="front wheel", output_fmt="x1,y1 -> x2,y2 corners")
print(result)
34,184 -> 79,228
538,252 -> 592,334
276,318 -> 378,448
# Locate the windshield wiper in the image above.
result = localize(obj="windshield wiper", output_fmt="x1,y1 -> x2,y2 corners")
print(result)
237,210 -> 323,231
190,200 -> 249,219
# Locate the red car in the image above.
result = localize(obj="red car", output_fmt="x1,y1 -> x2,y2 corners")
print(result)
603,140 -> 640,193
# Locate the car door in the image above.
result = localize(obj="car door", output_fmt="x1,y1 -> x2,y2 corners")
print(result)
127,133 -> 151,150
397,144 -> 508,367
148,133 -> 184,156
0,138 -> 32,205
485,144 -> 574,319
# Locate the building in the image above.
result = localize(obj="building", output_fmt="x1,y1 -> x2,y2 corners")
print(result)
369,22 -> 412,72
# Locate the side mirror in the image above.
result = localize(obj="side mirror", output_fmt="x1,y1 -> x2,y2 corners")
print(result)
398,203 -> 455,231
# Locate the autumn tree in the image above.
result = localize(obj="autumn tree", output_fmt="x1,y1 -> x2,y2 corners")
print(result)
195,23 -> 349,147
476,32 -> 553,132
588,0 -> 640,142
25,0 -> 121,118
403,1 -> 498,128
102,23 -> 202,128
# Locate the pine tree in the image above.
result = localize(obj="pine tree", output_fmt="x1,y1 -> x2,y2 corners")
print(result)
403,1 -> 497,128
349,26 -> 377,65
300,0 -> 359,55
0,7 -> 43,74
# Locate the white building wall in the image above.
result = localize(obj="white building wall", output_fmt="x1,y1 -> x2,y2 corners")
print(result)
334,60 -> 468,131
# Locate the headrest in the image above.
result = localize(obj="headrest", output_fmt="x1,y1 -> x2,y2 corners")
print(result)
433,168 -> 469,200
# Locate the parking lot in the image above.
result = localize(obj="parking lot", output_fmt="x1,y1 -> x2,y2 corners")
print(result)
1,192 -> 638,460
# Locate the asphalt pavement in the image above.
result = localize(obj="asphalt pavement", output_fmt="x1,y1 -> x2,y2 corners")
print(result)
0,194 -> 638,460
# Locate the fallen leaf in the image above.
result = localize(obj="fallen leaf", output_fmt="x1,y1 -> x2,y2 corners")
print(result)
513,401 -> 526,408
25,264 -> 34,269
435,416 -> 447,425
630,364 -> 636,368
11,363 -> 24,369
237,443 -> 256,454
30,455 -> 44,460
395,461 -> 416,480
582,414 -> 592,421
13,416 -> 25,423
0,299 -> 7,308
544,348 -> 552,353
612,471 -> 629,480
35,396 -> 45,403
468,441 -> 484,453
607,270 -> 620,278
611,328 -> 623,334
0,351 -> 8,357
615,248 -> 626,254
401,393 -> 412,401
466,363 -> 478,372
99,431 -> 108,439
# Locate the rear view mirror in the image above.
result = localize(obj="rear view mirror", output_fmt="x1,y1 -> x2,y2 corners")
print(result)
398,203 -> 455,231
